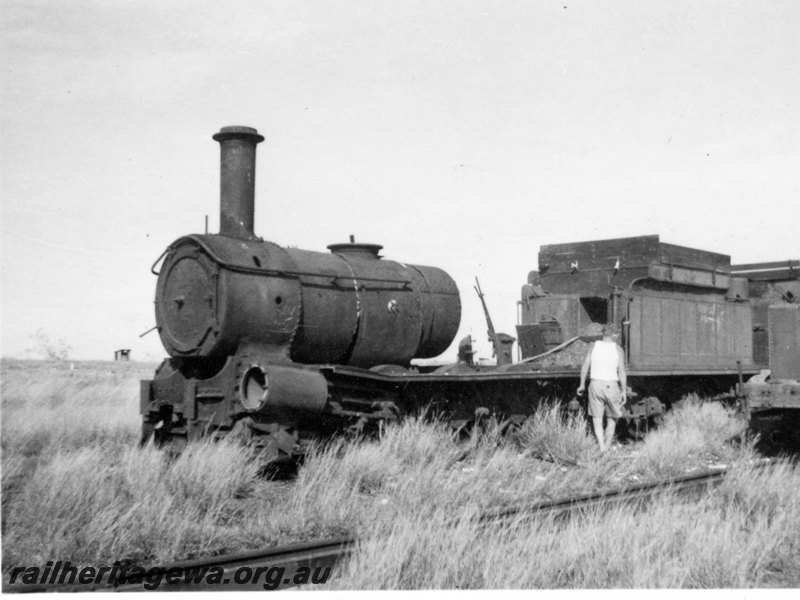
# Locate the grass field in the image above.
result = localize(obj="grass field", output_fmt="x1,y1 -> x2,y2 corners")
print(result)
2,358 -> 797,587
332,459 -> 800,588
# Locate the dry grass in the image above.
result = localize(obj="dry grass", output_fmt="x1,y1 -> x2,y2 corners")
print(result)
638,394 -> 750,477
515,401 -> 597,465
1,359 -> 146,460
1,358 -> 782,588
3,440 -> 260,567
233,399 -> 759,554
331,460 -> 800,589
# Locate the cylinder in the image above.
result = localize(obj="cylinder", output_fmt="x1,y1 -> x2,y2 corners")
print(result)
240,364 -> 329,415
212,126 -> 264,240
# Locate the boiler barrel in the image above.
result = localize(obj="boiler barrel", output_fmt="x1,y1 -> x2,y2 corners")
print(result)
154,234 -> 460,367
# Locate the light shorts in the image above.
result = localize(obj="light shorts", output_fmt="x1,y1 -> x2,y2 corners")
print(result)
588,379 -> 623,419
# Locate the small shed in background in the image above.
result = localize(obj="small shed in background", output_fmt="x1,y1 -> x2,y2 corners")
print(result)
114,349 -> 131,361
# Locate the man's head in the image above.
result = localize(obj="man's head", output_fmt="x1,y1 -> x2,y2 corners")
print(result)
602,323 -> 620,340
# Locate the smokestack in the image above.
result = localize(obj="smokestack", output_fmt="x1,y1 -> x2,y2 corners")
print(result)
212,126 -> 265,239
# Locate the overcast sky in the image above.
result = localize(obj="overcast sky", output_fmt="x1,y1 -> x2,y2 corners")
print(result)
1,0 -> 798,362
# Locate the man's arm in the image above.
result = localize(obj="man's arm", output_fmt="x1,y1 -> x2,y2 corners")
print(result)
577,348 -> 592,394
617,345 -> 627,398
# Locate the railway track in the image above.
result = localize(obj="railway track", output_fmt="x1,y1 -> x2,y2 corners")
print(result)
3,462 -> 771,593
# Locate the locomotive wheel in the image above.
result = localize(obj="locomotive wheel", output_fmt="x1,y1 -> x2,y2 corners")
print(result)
449,407 -> 489,440
230,417 -> 300,464
619,414 -> 663,441
620,417 -> 648,441
140,421 -> 155,446
749,410 -> 800,454
449,408 -> 522,445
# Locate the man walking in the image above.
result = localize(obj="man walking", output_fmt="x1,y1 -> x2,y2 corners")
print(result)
576,323 -> 627,452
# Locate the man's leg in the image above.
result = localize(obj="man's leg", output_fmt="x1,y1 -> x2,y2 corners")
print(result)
604,417 -> 618,449
592,417 -> 606,451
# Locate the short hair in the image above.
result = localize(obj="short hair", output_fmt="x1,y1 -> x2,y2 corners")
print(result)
602,323 -> 620,337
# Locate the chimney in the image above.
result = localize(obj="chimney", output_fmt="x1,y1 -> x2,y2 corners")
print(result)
212,126 -> 265,239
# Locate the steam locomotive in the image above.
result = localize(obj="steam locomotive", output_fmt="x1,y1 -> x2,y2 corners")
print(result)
141,126 -> 800,458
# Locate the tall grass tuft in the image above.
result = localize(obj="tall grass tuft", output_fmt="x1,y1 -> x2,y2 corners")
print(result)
637,394 -> 749,477
515,401 -> 596,465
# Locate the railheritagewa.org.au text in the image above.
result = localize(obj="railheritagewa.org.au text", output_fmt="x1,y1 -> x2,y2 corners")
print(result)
7,560 -> 332,590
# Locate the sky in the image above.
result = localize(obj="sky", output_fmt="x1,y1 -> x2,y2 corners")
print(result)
1,0 -> 798,362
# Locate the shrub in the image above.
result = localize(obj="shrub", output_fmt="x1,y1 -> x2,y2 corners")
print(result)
637,396 -> 749,477
515,402 -> 596,466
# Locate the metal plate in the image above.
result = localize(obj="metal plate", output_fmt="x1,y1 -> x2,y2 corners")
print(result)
157,252 -> 218,354
769,304 -> 800,380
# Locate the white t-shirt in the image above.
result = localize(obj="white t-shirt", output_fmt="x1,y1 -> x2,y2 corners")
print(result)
590,340 -> 620,381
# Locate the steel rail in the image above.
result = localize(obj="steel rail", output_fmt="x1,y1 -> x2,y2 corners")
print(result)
3,462 -> 772,593
478,464 -> 739,524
